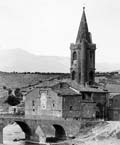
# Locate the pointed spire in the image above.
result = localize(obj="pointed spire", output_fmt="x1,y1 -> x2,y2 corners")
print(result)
76,7 -> 91,44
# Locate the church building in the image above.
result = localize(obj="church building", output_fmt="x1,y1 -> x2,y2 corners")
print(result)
25,7 -> 108,120
70,7 -> 96,85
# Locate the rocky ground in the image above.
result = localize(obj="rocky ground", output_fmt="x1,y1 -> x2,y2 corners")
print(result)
69,121 -> 120,145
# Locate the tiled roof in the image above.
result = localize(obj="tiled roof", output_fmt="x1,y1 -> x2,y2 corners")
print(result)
36,79 -> 81,96
62,79 -> 108,93
35,79 -> 60,88
52,87 -> 80,96
79,87 -> 108,93
27,78 -> 108,96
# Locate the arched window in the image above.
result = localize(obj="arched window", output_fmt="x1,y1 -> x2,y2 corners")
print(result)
89,71 -> 94,84
72,71 -> 76,80
73,51 -> 77,60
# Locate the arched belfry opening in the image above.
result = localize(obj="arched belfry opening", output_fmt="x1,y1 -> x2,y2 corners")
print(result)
73,51 -> 77,60
53,124 -> 66,141
72,71 -> 76,80
89,71 -> 94,83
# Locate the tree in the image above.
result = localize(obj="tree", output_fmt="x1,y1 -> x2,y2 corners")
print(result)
5,94 -> 20,106
5,88 -> 23,106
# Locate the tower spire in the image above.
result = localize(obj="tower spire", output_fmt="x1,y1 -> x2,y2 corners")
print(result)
70,7 -> 96,85
76,7 -> 90,43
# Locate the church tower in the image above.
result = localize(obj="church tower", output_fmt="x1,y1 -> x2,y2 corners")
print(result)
70,7 -> 96,85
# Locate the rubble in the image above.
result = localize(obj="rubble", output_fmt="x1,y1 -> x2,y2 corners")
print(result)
72,121 -> 120,145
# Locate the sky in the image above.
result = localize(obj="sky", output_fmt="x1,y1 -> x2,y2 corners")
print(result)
0,0 -> 120,63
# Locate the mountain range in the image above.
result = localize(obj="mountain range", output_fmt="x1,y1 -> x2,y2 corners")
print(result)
0,48 -> 119,73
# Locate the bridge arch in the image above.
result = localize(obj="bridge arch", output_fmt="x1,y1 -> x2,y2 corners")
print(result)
3,121 -> 31,143
15,121 -> 31,139
46,124 -> 66,143
53,124 -> 66,140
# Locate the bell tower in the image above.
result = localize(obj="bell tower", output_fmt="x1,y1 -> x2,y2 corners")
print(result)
70,7 -> 96,85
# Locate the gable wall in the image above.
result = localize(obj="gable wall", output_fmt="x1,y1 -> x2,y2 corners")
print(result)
25,88 -> 62,119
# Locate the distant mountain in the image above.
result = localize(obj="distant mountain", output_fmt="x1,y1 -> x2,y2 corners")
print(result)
96,62 -> 120,72
0,48 -> 70,73
0,48 -> 120,72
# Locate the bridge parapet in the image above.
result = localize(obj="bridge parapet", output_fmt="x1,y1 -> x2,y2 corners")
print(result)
0,115 -> 82,144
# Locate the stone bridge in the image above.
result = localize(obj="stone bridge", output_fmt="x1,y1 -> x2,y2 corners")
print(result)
0,115 -> 81,144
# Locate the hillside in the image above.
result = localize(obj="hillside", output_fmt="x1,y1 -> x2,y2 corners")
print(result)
70,121 -> 120,145
96,73 -> 120,92
0,72 -> 69,89
0,71 -> 120,92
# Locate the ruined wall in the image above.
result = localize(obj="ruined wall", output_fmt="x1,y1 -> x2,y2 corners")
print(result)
92,92 -> 107,104
81,102 -> 96,118
62,95 -> 82,119
112,95 -> 120,108
92,92 -> 108,119
62,94 -> 96,119
108,94 -> 120,120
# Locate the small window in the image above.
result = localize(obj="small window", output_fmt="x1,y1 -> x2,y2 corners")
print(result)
53,103 -> 55,107
82,94 -> 86,100
32,100 -> 35,106
72,71 -> 76,80
33,108 -> 35,112
70,106 -> 73,111
60,83 -> 63,88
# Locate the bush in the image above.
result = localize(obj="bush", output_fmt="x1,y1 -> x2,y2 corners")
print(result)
5,95 -> 20,106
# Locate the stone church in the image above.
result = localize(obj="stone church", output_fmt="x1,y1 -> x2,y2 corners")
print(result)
25,7 -> 108,120
70,7 -> 96,85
